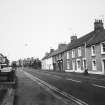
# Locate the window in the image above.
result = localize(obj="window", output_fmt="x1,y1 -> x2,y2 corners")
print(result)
77,59 -> 81,70
92,59 -> 96,70
91,45 -> 96,56
72,60 -> 75,70
67,60 -> 70,69
101,42 -> 105,54
72,49 -> 75,58
78,47 -> 81,57
67,51 -> 70,59
59,54 -> 61,59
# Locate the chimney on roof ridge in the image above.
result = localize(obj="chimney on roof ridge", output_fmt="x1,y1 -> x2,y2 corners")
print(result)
50,49 -> 54,53
71,35 -> 77,43
58,43 -> 66,49
94,19 -> 104,31
45,52 -> 49,56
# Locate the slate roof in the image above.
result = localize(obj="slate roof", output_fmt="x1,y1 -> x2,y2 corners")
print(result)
66,31 -> 95,51
42,31 -> 95,60
87,29 -> 105,47
42,28 -> 105,60
42,53 -> 50,60
51,46 -> 67,56
42,45 -> 67,60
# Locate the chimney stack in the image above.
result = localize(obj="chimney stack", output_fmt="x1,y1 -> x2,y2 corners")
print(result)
94,19 -> 104,31
71,35 -> 77,43
58,44 -> 67,49
45,52 -> 49,56
50,49 -> 54,53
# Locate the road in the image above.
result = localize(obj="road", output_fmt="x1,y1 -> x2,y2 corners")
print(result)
14,68 -> 79,105
23,68 -> 105,105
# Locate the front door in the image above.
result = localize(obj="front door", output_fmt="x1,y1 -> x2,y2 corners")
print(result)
77,60 -> 81,71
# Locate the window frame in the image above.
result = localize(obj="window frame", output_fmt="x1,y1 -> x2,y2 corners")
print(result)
78,47 -> 81,57
67,60 -> 70,70
92,59 -> 97,70
72,49 -> 75,58
91,45 -> 96,56
101,42 -> 105,54
66,51 -> 70,59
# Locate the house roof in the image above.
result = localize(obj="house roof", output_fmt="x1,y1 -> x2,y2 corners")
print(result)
42,45 -> 67,60
42,31 -> 95,60
51,46 -> 67,57
42,28 -> 105,60
42,53 -> 50,60
87,29 -> 105,47
66,31 -> 95,50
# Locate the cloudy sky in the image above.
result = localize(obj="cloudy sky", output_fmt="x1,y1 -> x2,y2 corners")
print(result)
0,0 -> 105,61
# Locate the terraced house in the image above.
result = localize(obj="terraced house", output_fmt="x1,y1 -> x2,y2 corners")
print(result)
86,20 -> 105,74
42,19 -> 105,75
42,44 -> 67,71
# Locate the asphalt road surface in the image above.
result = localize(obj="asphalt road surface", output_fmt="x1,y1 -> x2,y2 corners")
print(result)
14,68 -> 79,105
22,67 -> 105,105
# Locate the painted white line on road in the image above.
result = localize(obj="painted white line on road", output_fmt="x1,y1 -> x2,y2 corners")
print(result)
66,78 -> 81,83
24,71 -> 88,105
92,84 -> 105,89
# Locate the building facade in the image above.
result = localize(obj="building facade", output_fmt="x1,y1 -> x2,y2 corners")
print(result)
86,20 -> 105,74
42,19 -> 105,75
42,52 -> 54,70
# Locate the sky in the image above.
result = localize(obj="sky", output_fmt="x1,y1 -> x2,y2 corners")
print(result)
0,0 -> 105,61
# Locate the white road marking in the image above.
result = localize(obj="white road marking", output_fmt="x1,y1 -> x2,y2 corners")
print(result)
66,78 -> 81,83
24,71 -> 88,105
92,84 -> 105,89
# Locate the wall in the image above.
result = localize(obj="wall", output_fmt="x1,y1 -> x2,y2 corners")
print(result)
86,43 -> 105,74
42,57 -> 53,70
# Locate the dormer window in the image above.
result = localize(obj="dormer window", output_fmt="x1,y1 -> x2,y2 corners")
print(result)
91,45 -> 96,56
78,47 -> 81,57
72,49 -> 75,58
101,42 -> 105,54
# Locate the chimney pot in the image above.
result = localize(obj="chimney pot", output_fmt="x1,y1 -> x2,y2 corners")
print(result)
71,35 -> 77,43
94,19 -> 104,31
50,49 -> 54,53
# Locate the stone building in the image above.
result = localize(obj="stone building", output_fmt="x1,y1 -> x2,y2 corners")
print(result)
42,19 -> 105,75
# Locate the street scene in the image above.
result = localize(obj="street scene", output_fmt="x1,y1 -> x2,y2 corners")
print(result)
22,68 -> 105,105
0,0 -> 105,105
14,68 -> 72,105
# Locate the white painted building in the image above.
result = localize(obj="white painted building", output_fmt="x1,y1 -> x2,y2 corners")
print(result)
42,57 -> 53,70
